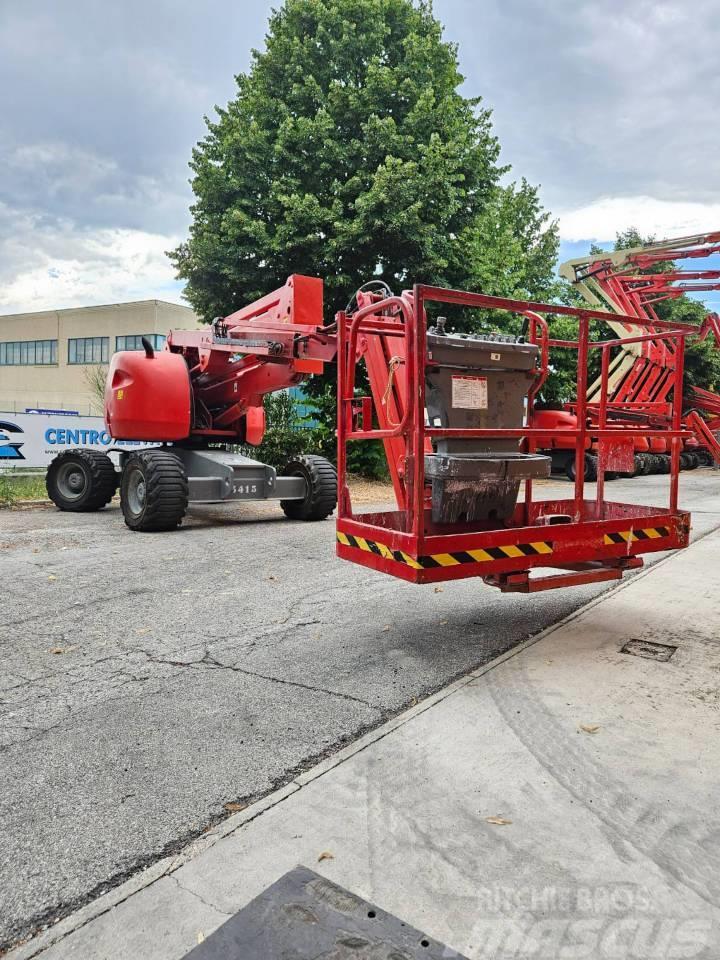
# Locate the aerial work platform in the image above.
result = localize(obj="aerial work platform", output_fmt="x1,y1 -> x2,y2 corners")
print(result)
336,283 -> 693,591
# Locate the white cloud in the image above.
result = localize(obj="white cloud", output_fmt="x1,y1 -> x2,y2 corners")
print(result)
2,1 -> 720,303
0,205 -> 182,314
557,196 -> 720,243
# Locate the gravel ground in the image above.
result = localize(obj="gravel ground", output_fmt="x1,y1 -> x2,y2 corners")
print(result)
2,470 -> 719,950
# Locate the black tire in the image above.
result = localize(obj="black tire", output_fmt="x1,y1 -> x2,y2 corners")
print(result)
280,455 -> 337,521
46,449 -> 118,512
679,452 -> 690,470
685,452 -> 699,470
120,450 -> 188,532
565,453 -> 597,483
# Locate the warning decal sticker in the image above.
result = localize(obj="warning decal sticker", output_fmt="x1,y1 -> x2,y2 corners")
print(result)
451,375 -> 488,409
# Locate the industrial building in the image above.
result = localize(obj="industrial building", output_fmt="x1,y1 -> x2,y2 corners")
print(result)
0,300 -> 200,414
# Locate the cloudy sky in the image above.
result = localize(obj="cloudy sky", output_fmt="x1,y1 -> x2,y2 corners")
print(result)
1,0 -> 719,314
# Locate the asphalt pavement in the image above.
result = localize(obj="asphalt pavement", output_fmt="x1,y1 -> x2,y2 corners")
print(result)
2,470 -> 720,950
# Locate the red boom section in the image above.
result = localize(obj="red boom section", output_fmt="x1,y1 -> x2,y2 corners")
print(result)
337,284 -> 693,592
106,275 -> 335,445
560,232 -> 720,461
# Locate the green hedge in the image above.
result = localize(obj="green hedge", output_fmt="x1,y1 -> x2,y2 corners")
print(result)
240,388 -> 388,479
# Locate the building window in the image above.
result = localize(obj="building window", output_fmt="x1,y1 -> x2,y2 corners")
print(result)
115,334 -> 166,352
67,337 -> 109,364
0,339 -> 58,365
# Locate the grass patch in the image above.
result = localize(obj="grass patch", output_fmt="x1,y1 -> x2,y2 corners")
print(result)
0,473 -> 48,506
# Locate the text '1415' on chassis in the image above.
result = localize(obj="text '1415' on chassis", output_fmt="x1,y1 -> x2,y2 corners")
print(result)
46,275 -> 338,531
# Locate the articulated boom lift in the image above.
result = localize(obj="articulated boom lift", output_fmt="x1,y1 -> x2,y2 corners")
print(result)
556,232 -> 720,472
46,275 -> 338,530
47,271 -> 701,594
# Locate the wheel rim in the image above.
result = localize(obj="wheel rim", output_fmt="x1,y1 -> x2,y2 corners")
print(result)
56,462 -> 88,501
126,467 -> 146,517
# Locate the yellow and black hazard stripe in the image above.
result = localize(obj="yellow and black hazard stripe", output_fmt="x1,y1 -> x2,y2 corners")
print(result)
603,525 -> 669,545
337,531 -> 553,570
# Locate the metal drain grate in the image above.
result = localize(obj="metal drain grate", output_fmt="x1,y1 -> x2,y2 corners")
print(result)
621,639 -> 677,662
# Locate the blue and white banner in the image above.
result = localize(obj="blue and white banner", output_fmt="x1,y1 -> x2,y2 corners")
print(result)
0,411 -> 156,468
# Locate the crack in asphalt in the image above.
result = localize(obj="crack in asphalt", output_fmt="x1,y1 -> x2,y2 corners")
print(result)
0,636 -> 376,752
0,586 -> 156,633
0,674 -> 187,752
0,615 -> 330,694
142,649 -> 377,709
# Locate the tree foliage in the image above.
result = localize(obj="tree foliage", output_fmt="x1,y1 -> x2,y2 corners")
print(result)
238,391 -> 320,467
239,388 -> 389,478
171,0 -> 559,325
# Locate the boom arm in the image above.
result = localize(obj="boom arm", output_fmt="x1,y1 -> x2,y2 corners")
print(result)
166,275 -> 335,444
560,233 -> 720,424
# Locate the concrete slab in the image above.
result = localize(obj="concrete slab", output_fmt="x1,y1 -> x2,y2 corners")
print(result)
22,876 -> 227,960
14,525 -> 720,960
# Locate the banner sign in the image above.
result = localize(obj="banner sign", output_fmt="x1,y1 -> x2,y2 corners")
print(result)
25,407 -> 79,416
0,412 -> 156,468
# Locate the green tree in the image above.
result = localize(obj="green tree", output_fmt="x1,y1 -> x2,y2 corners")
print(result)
171,0 -> 559,325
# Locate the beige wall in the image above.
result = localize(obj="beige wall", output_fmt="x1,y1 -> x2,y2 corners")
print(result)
0,300 -> 201,415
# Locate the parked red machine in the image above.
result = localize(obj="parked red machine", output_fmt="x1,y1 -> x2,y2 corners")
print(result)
336,282 -> 696,592
543,232 -> 720,479
46,275 -> 338,530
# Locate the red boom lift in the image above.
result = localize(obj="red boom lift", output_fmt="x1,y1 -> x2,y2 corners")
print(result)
46,271 -> 703,595
541,232 -> 720,479
46,275 -> 338,531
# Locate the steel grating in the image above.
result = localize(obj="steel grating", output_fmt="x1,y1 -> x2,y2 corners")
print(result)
621,639 -> 678,662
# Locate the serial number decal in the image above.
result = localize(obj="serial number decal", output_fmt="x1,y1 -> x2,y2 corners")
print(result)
233,483 -> 259,495
451,375 -> 488,410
